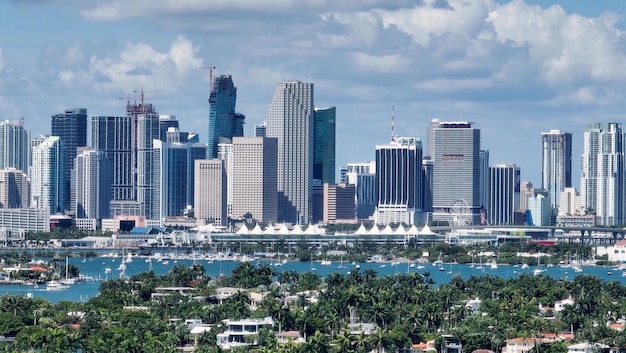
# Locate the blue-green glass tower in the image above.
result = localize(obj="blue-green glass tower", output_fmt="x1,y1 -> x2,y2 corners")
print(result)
313,106 -> 336,184
207,75 -> 245,158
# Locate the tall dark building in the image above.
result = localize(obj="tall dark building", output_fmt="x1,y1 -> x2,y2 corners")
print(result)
51,108 -> 87,212
207,75 -> 245,158
91,116 -> 133,200
375,137 -> 423,225
313,107 -> 336,184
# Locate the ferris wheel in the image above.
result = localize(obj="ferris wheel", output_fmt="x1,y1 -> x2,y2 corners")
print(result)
450,199 -> 472,227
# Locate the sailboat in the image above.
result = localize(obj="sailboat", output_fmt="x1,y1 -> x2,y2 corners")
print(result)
337,255 -> 345,269
60,256 -> 76,285
533,256 -> 545,276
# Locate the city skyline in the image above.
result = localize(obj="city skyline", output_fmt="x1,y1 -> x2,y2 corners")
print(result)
2,1 -> 626,187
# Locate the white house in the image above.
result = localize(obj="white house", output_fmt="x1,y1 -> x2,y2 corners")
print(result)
567,342 -> 609,353
555,296 -> 575,313
216,317 -> 274,350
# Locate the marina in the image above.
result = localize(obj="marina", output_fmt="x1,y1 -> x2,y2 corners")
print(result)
1,253 -> 625,303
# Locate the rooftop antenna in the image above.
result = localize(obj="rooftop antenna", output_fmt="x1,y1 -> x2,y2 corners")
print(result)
391,105 -> 395,142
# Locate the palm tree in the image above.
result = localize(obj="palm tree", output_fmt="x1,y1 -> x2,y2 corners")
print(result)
307,330 -> 331,353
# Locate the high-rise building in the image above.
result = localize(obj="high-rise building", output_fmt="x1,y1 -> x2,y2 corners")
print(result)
559,187 -> 581,217
152,140 -> 207,221
91,116 -> 133,200
231,137 -> 278,224
0,168 -> 30,208
126,95 -> 157,201
343,162 -> 376,220
73,148 -> 110,220
528,194 -> 552,226
217,142 -> 234,218
431,121 -> 481,225
487,164 -> 519,225
159,115 -> 179,142
265,81 -> 314,223
51,108 -> 87,211
207,75 -> 245,158
313,106 -> 336,184
375,137 -> 423,225
0,119 -> 30,173
581,123 -> 624,226
255,123 -> 267,138
479,150 -> 490,212
194,159 -> 227,226
31,136 -> 65,213
136,113 -> 160,218
323,183 -> 356,223
541,129 -> 572,208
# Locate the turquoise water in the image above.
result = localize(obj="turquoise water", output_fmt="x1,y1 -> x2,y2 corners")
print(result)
2,257 -> 625,303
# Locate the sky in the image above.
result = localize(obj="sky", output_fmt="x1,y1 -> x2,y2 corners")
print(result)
3,0 -> 626,187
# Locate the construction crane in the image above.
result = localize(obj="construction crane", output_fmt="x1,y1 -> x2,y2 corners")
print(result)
199,62 -> 216,93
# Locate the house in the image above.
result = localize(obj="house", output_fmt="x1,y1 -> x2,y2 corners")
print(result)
276,330 -> 305,344
555,296 -> 575,312
567,342 -> 609,353
216,317 -> 274,350
466,298 -> 482,314
502,338 -> 543,353
150,286 -> 196,301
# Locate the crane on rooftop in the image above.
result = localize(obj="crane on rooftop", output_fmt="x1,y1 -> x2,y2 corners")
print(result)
199,62 -> 216,94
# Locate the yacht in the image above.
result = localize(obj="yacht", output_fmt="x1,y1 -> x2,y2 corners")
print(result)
320,259 -> 331,266
46,281 -> 69,291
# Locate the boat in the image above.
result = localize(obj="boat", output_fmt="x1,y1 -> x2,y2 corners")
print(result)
337,255 -> 345,269
433,252 -> 443,266
104,267 -> 112,274
321,259 -> 332,266
521,263 -> 529,269
60,256 -> 76,285
46,281 -> 69,291
490,260 -> 498,270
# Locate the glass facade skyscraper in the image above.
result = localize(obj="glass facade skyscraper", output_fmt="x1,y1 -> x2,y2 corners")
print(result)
73,148 -> 110,220
313,106 -> 336,184
207,75 -> 245,158
91,116 -> 133,200
152,140 -> 207,221
0,119 -> 30,174
51,108 -> 87,211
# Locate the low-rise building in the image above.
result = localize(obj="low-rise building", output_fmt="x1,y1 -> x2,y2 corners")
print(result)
216,317 -> 274,350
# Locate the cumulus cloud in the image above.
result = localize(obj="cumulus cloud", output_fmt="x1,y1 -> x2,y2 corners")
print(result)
84,35 -> 203,93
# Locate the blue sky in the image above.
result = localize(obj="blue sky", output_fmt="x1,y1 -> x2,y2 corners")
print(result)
2,0 -> 626,187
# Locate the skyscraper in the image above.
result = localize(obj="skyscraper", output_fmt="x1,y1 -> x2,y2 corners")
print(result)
51,108 -> 87,211
152,140 -> 207,221
541,129 -> 572,208
194,159 -> 227,226
0,168 -> 30,208
207,75 -> 245,158
91,116 -> 133,200
313,106 -> 336,184
375,137 -> 423,225
0,119 -> 30,173
31,136 -> 65,213
73,148 -> 110,220
232,137 -> 278,224
265,81 -> 314,223
343,162 -> 376,220
136,113 -> 160,218
431,121 -> 481,225
487,164 -> 520,225
581,123 -> 624,226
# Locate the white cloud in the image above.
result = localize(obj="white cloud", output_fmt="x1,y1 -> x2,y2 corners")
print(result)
416,78 -> 493,92
351,52 -> 411,74
487,1 -> 626,85
86,35 -> 203,93
374,0 -> 496,46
